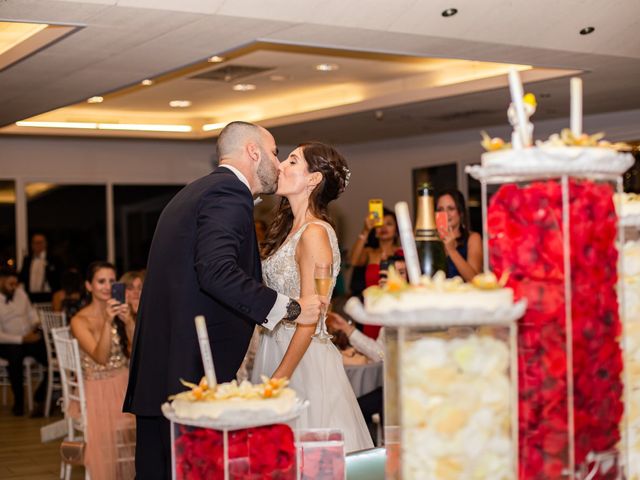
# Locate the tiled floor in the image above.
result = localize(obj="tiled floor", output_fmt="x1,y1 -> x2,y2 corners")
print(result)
0,398 -> 84,479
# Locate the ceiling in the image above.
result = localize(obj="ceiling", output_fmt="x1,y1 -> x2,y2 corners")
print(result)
0,0 -> 639,144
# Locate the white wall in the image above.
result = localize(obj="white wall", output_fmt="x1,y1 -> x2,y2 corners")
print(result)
2,108 -> 639,258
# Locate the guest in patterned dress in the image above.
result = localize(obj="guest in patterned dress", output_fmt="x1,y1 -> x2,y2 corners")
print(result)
70,261 -> 136,480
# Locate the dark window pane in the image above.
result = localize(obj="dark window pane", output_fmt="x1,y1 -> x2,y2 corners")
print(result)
27,184 -> 107,273
114,185 -> 184,272
0,180 -> 16,268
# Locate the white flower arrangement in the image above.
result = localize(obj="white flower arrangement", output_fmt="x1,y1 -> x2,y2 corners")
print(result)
400,333 -> 514,479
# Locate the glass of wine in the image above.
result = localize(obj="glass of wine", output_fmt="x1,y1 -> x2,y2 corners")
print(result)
313,262 -> 333,341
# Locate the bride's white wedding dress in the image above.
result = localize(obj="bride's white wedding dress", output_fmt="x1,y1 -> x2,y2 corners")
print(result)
251,221 -> 374,452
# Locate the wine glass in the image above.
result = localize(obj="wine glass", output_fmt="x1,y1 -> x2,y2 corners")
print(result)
312,262 -> 333,341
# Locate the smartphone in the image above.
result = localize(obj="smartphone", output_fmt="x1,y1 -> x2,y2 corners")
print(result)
111,282 -> 126,304
436,211 -> 449,236
368,199 -> 384,227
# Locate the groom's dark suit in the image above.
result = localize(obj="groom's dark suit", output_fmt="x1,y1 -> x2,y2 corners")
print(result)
123,167 -> 279,478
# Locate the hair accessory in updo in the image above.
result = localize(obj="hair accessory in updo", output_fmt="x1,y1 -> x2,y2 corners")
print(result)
341,166 -> 351,191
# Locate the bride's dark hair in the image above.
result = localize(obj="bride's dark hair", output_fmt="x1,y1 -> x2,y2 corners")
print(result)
261,142 -> 349,258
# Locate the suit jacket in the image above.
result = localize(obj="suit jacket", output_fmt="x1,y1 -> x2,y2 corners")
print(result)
18,253 -> 61,296
123,168 -> 278,416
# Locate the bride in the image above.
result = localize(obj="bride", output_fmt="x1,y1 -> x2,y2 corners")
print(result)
251,142 -> 373,452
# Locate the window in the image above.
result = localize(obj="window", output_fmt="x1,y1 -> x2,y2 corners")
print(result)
113,185 -> 183,271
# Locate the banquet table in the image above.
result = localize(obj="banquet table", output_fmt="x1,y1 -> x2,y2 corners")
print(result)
344,361 -> 383,397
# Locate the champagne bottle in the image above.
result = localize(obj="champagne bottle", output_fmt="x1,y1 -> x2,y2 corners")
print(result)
415,182 -> 446,277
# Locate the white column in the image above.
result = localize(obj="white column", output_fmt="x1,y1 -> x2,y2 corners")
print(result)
14,177 -> 28,270
106,181 -> 115,265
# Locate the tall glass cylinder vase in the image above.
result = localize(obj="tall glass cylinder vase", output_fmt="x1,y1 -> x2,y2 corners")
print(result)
619,208 -> 640,480
468,153 -> 632,480
346,298 -> 524,480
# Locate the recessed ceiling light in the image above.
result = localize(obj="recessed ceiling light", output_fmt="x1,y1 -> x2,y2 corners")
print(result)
579,26 -> 595,35
87,96 -> 103,104
269,74 -> 288,82
232,83 -> 256,91
141,79 -> 154,86
207,55 -> 225,63
315,63 -> 339,72
169,100 -> 192,108
441,8 -> 458,17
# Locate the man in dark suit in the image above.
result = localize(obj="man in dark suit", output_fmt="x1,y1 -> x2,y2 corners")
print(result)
18,233 -> 61,303
123,121 -> 324,479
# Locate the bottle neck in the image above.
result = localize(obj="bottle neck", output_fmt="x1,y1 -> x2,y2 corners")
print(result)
415,193 -> 439,241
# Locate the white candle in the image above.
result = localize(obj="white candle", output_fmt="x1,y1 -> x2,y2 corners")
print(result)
394,201 -> 421,285
194,315 -> 217,387
508,68 -> 530,148
570,77 -> 583,138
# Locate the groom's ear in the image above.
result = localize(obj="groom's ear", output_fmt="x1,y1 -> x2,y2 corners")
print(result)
246,142 -> 260,163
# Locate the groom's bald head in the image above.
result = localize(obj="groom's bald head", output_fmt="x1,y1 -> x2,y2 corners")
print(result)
217,121 -> 265,160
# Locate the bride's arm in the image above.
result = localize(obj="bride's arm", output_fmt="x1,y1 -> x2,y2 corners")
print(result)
272,224 -> 332,379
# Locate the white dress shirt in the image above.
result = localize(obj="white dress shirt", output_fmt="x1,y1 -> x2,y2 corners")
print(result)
219,164 -> 288,330
349,328 -> 385,362
29,251 -> 51,293
0,287 -> 39,344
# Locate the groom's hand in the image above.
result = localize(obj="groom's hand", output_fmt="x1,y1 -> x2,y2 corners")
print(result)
296,295 -> 327,325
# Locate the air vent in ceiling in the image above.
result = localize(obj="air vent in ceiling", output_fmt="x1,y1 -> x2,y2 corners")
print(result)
190,65 -> 274,82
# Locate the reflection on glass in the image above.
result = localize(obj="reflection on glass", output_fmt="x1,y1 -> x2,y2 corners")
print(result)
0,180 -> 16,268
26,183 -> 107,274
114,185 -> 183,271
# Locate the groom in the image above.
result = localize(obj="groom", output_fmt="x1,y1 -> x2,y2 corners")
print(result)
123,121 -> 325,479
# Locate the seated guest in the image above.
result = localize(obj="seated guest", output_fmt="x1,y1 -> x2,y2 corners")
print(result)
119,270 -> 144,340
52,268 -> 86,320
0,267 -> 48,416
328,319 -> 370,365
70,261 -> 135,479
18,233 -> 62,303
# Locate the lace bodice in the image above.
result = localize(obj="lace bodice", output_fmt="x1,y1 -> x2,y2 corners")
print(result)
262,221 -> 341,300
80,324 -> 128,380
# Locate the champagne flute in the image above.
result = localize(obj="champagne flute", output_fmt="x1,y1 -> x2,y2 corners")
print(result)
312,262 -> 333,340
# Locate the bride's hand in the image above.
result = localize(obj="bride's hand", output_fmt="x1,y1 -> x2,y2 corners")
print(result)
295,294 -> 327,325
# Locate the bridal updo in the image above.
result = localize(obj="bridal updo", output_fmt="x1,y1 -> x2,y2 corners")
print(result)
262,142 -> 350,258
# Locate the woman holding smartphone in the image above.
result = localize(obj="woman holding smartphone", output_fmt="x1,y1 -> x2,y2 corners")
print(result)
435,188 -> 483,282
349,206 -> 400,338
69,261 -> 135,480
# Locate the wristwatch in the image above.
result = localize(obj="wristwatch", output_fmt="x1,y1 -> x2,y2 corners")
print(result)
284,298 -> 301,321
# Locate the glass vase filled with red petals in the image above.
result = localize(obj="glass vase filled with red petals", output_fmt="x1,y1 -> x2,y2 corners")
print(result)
468,147 -> 634,479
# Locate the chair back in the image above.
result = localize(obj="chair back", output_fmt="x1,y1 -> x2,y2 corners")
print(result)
40,311 -> 67,367
33,302 -> 53,314
52,327 -> 88,438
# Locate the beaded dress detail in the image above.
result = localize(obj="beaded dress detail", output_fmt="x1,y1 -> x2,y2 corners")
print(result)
80,325 -> 128,380
252,221 -> 373,452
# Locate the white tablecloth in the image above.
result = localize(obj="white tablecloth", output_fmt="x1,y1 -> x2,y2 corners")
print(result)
344,361 -> 383,397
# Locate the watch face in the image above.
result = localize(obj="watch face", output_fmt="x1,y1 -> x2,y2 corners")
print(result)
287,299 -> 301,320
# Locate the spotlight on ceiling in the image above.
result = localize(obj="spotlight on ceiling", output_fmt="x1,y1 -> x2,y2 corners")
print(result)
579,26 -> 595,35
87,96 -> 103,104
207,56 -> 225,63
141,79 -> 154,86
169,100 -> 192,108
232,83 -> 256,91
441,8 -> 458,17
315,63 -> 339,72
